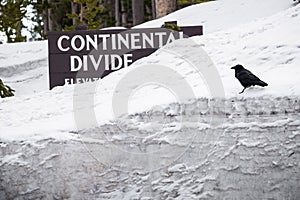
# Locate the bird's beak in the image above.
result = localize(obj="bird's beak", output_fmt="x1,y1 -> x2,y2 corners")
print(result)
231,66 -> 235,69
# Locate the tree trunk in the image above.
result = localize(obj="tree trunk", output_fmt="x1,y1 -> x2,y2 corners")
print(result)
42,0 -> 48,36
99,0 -> 106,27
47,0 -> 54,31
115,0 -> 120,26
107,0 -> 114,27
15,21 -> 24,42
132,0 -> 144,26
71,1 -> 77,26
5,30 -> 12,43
155,0 -> 177,18
80,3 -> 83,23
151,0 -> 156,19
120,0 -> 127,27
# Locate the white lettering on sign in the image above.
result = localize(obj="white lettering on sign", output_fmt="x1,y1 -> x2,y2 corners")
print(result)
123,54 -> 133,68
71,35 -> 85,51
70,55 -> 82,71
64,77 -> 101,85
70,54 -> 133,72
117,34 -> 129,49
56,31 -> 184,52
57,35 -> 70,52
86,35 -> 98,50
154,32 -> 167,48
90,55 -> 103,71
131,33 -> 141,49
98,34 -> 110,50
55,30 -> 186,74
142,33 -> 154,48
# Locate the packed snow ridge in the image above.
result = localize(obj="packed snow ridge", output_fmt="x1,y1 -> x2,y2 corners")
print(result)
0,0 -> 300,199
0,0 -> 300,142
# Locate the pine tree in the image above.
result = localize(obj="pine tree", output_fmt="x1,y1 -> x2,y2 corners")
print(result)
50,0 -> 73,31
30,0 -> 49,40
0,0 -> 28,43
29,0 -> 73,39
66,0 -> 107,30
0,79 -> 15,98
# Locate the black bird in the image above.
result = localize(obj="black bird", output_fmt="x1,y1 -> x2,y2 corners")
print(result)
231,64 -> 268,94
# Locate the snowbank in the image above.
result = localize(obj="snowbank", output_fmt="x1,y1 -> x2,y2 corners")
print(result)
135,0 -> 293,33
1,1 -> 300,199
0,0 -> 300,142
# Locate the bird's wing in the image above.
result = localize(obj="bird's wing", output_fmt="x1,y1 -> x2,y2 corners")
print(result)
237,69 -> 262,86
244,69 -> 261,80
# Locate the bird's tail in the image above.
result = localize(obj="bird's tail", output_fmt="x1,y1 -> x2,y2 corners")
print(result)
258,80 -> 268,87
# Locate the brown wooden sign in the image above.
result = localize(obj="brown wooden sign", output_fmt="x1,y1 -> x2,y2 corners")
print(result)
48,24 -> 203,89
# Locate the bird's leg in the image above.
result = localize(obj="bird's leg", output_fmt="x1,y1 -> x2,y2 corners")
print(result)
239,87 -> 246,94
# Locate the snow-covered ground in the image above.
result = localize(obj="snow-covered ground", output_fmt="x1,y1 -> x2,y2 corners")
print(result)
1,0 -> 300,140
0,0 -> 300,199
136,0 -> 293,33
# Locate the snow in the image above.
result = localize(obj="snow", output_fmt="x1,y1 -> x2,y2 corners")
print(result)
0,40 -> 47,68
135,0 -> 293,33
0,1 -> 300,198
0,152 -> 28,167
0,0 -> 299,142
101,26 -> 127,30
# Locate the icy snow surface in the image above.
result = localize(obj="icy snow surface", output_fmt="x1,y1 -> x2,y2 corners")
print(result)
0,0 -> 300,199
